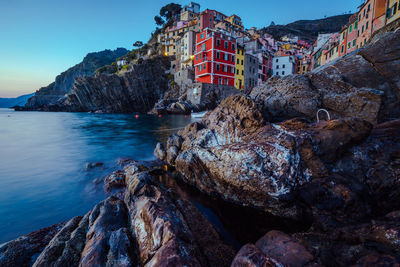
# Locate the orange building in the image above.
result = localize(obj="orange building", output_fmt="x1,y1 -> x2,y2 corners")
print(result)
373,0 -> 388,34
357,0 -> 374,49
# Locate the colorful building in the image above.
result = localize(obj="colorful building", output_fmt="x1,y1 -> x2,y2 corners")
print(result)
235,44 -> 245,90
372,0 -> 388,33
194,29 -> 236,86
339,25 -> 348,57
346,14 -> 359,54
357,0 -> 374,49
386,0 -> 400,25
224,15 -> 244,31
198,9 -> 227,31
176,30 -> 196,70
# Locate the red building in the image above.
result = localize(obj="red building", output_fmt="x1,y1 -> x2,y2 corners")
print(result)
194,29 -> 236,86
346,14 -> 359,54
198,9 -> 227,31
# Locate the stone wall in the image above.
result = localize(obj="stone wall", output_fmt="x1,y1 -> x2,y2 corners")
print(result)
187,83 -> 242,106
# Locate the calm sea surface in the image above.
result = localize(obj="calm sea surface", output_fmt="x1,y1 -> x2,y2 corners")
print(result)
0,108 -> 193,243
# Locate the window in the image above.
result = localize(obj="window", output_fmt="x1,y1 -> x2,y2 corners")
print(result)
276,65 -> 279,69
362,25 -> 364,33
201,43 -> 206,51
224,42 -> 228,49
198,65 -> 201,71
199,53 -> 202,59
232,56 -> 235,63
366,21 -> 369,30
349,25 -> 352,33
219,77 -> 222,84
283,64 -> 285,68
200,33 -> 204,39
276,59 -> 279,62
241,60 -> 244,65
217,39 -> 221,47
216,64 -> 220,71
242,70 -> 244,75
282,71 -> 285,75
225,78 -> 228,85
196,55 -> 198,60
353,39 -> 356,47
216,52 -> 220,59
336,46 -> 339,52
232,67 -> 235,74
343,32 -> 346,39
236,69 -> 239,74
355,21 -> 358,29
232,43 -> 235,50
203,63 -> 206,70
224,54 -> 229,61
276,72 -> 279,75
237,59 -> 239,64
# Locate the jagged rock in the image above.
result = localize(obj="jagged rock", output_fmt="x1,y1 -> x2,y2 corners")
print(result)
166,146 -> 179,165
334,119 -> 400,216
166,134 -> 184,150
167,95 -> 372,222
154,142 -> 167,161
250,31 -> 400,124
0,222 -> 66,267
85,162 -> 104,170
232,230 -> 315,267
62,56 -> 171,113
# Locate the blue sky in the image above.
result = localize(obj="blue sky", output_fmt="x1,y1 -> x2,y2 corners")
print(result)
0,0 -> 360,97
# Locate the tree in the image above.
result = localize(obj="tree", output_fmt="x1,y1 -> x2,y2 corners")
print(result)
133,41 -> 144,48
154,16 -> 164,26
159,3 -> 181,22
270,21 -> 276,26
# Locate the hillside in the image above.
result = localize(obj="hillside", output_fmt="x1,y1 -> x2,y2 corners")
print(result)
24,48 -> 129,110
260,14 -> 352,42
0,93 -> 34,108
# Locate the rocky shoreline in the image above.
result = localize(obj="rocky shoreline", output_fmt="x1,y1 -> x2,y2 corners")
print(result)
1,31 -> 399,266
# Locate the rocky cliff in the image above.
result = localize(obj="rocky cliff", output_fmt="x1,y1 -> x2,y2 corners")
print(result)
62,56 -> 171,113
0,93 -> 34,108
23,48 -> 128,110
260,14 -> 352,42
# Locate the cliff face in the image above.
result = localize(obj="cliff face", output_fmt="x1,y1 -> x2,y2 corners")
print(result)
24,48 -> 128,110
63,56 -> 171,113
260,14 -> 352,42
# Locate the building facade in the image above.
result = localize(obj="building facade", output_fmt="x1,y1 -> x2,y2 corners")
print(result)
272,55 -> 295,77
346,14 -> 359,54
357,0 -> 374,49
373,0 -> 388,33
386,0 -> 400,25
194,29 -> 236,86
176,30 -> 196,70
244,53 -> 259,91
339,26 -> 348,57
235,45 -> 245,90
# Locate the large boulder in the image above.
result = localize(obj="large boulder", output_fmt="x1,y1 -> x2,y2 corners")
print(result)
161,95 -> 373,223
250,31 -> 400,124
232,230 -> 315,267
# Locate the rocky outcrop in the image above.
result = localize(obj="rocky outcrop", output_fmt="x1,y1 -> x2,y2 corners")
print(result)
0,222 -> 66,267
23,48 -> 128,111
158,95 -> 375,224
1,162 -> 236,267
62,56 -> 171,113
250,30 -> 400,124
232,230 -> 315,267
150,99 -> 201,115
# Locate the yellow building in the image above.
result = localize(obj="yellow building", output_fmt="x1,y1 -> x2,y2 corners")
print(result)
225,15 -> 244,30
163,20 -> 197,56
387,0 -> 400,25
235,45 -> 245,90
